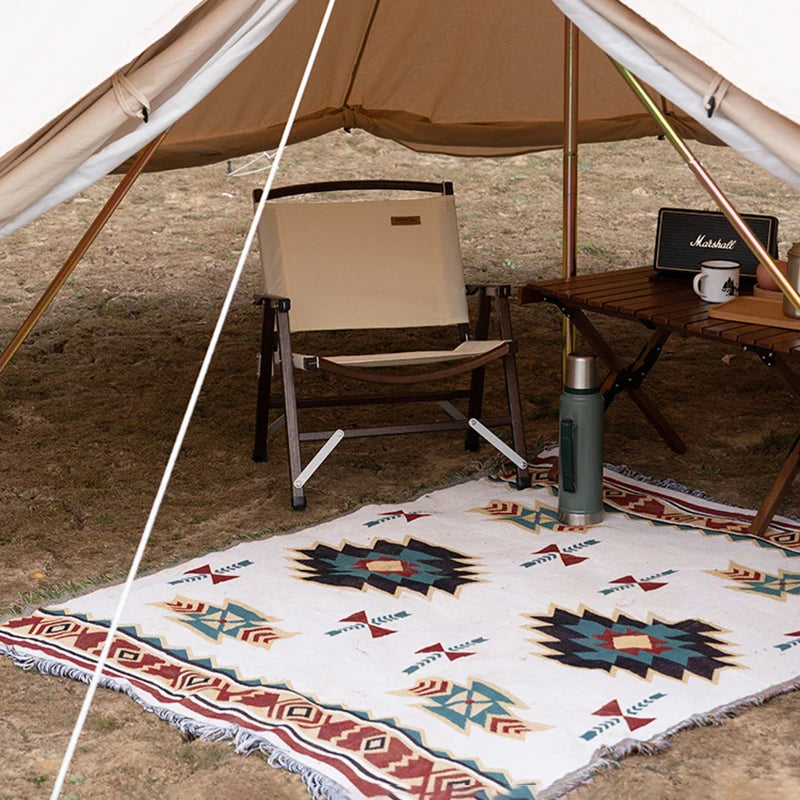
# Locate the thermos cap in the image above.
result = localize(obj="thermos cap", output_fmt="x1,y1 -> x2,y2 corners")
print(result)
564,352 -> 599,391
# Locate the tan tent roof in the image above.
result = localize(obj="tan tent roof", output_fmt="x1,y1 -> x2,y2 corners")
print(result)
2,0 -> 799,238
152,0 -> 717,171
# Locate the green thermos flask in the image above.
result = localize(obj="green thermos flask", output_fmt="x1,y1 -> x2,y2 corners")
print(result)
558,353 -> 604,526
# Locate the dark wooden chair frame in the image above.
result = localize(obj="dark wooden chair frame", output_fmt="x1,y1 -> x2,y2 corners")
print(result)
252,179 -> 530,509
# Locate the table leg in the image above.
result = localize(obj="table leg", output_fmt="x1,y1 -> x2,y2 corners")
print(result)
746,353 -> 800,536
568,310 -> 686,454
772,354 -> 800,400
749,434 -> 800,536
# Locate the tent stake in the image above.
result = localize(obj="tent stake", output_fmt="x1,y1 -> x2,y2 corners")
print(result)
562,17 -> 579,366
612,61 -> 800,314
0,129 -> 170,377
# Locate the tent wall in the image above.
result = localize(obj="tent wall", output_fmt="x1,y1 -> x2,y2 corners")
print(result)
0,0 -> 205,160
0,0 -> 297,238
557,0 -> 800,191
151,0 -> 720,170
3,0 -> 800,239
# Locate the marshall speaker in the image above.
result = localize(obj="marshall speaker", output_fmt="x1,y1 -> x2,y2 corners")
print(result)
653,207 -> 778,279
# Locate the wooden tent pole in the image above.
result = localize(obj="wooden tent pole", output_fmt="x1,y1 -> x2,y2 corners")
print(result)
612,62 -> 800,314
562,17 -> 579,366
0,129 -> 170,377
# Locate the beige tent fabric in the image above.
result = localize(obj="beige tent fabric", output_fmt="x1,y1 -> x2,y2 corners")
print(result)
0,0 -> 297,236
256,193 -> 469,333
618,1 -> 796,126
0,1 -> 205,159
150,0 -> 718,171
581,0 -> 800,185
3,0 -> 800,238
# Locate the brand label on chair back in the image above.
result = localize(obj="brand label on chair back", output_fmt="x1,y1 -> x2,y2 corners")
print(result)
391,215 -> 422,226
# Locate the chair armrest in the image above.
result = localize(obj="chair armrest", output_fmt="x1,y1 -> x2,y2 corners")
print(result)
517,284 -> 545,305
465,284 -> 512,298
253,293 -> 291,312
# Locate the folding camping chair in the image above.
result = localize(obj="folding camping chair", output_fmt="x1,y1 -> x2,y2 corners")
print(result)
251,180 -> 530,509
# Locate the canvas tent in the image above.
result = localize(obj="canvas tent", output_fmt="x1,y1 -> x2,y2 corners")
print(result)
7,3 -> 800,793
3,0 -> 800,244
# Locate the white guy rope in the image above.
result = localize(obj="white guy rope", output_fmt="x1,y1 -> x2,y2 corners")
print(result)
49,1 -> 338,796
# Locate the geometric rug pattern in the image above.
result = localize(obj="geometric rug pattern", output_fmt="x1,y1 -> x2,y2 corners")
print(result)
2,458 -> 799,799
528,605 -> 739,682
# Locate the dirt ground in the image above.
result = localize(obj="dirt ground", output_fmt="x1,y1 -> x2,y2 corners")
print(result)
1,130 -> 799,799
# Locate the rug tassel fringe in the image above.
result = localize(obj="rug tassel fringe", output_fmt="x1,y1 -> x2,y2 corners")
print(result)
540,674 -> 800,799
603,462 -> 800,522
1,643 -> 350,800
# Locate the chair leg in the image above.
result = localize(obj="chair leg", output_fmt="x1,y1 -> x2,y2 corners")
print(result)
276,308 -> 306,510
465,290 -> 492,451
502,351 -> 531,488
465,367 -> 487,451
498,295 -> 530,488
253,301 -> 275,462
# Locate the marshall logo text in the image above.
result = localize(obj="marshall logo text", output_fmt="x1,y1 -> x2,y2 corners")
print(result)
654,207 -> 778,277
689,234 -> 737,250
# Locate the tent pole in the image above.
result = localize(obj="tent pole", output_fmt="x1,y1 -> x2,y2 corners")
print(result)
562,16 -> 579,367
0,129 -> 170,377
612,62 -> 800,314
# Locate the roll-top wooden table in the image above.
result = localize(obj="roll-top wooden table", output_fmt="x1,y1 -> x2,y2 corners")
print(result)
520,266 -> 800,537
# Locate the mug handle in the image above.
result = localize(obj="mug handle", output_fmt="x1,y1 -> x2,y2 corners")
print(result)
693,271 -> 705,299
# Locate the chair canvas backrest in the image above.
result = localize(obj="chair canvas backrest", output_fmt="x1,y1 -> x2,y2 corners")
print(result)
256,194 -> 470,332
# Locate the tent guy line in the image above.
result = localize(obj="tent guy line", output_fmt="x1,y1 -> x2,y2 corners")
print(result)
47,1 -> 338,796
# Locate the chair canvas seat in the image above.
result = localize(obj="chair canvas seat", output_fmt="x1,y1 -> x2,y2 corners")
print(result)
251,180 -> 530,509
291,339 -> 509,370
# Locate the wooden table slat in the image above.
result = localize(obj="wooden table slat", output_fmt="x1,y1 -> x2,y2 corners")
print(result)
717,322 -> 775,340
758,332 -> 800,352
750,328 -> 800,349
649,303 -> 709,326
685,317 -> 740,336
602,288 -> 696,315
693,320 -> 762,338
522,269 -> 800,355
522,270 -> 661,303
554,275 -> 650,304
580,283 -> 679,309
533,266 -> 653,292
568,282 -> 654,304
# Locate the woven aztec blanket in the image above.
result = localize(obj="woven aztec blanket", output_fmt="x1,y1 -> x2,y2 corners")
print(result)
2,460 -> 800,799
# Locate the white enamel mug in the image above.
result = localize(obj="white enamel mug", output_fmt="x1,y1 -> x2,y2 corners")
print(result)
693,260 -> 740,303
